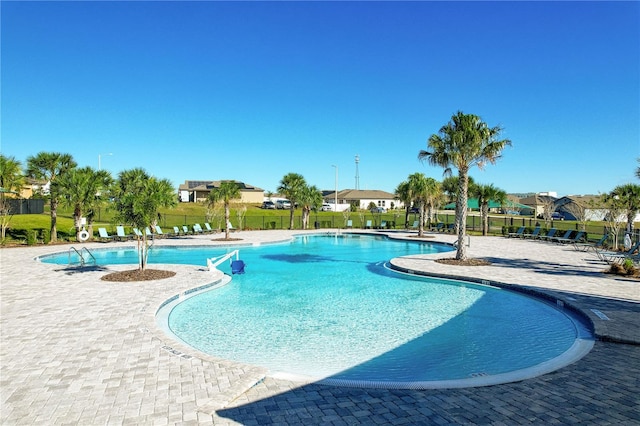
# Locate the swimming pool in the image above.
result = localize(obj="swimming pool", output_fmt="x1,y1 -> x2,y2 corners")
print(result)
40,234 -> 594,388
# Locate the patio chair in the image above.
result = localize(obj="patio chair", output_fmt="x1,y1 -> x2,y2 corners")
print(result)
573,234 -> 608,252
154,225 -> 166,238
549,229 -> 573,243
231,259 -> 246,274
538,228 -> 557,242
132,228 -> 144,238
204,223 -> 216,233
444,223 -> 455,233
346,220 -> 353,229
193,223 -> 204,234
182,225 -> 191,235
97,227 -> 115,242
522,225 -> 541,239
507,226 -> 525,238
596,240 -> 640,264
554,230 -> 585,245
172,226 -> 182,237
379,220 -> 387,229
409,220 -> 419,230
430,222 -> 444,232
365,220 -> 372,229
116,225 -> 132,241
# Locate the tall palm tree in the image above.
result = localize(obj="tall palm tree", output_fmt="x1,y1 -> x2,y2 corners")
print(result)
407,173 -> 429,237
636,158 -> 640,180
423,177 -> 442,227
54,167 -> 113,241
207,180 -> 241,240
0,155 -> 25,241
111,168 -> 177,270
298,184 -> 323,229
26,152 -> 76,242
419,111 -> 511,260
394,180 -> 412,228
278,173 -> 306,229
471,183 -> 507,236
609,184 -> 640,234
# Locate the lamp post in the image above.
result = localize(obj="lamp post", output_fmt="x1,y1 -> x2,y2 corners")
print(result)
98,153 -> 112,171
331,165 -> 338,211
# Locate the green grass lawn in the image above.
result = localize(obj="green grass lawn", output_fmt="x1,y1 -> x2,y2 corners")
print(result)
2,201 -> 621,246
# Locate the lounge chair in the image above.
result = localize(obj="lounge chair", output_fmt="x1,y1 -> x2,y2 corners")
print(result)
574,234 -> 608,252
193,223 -> 204,234
346,220 -> 353,229
116,225 -> 132,241
97,227 -> 115,242
154,225 -> 166,238
538,228 -> 557,242
507,226 -> 525,238
204,223 -> 216,233
172,226 -> 182,237
444,223 -> 455,233
133,228 -> 144,238
231,259 -> 246,274
365,220 -> 372,229
555,230 -> 585,245
522,226 -> 541,239
596,240 -> 640,264
379,220 -> 387,229
549,229 -> 572,244
409,220 -> 419,230
182,225 -> 191,235
430,222 -> 444,232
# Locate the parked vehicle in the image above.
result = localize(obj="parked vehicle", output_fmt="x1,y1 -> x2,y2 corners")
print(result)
276,200 -> 292,209
321,203 -> 332,212
370,207 -> 387,213
261,201 -> 276,209
551,212 -> 564,220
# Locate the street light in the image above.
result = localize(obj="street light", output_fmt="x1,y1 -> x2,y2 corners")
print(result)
98,153 -> 112,170
331,165 -> 338,211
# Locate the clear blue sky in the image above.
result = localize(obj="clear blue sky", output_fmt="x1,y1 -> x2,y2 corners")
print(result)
2,1 -> 639,197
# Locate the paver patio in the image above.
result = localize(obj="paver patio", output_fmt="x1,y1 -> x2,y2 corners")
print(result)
1,230 -> 638,425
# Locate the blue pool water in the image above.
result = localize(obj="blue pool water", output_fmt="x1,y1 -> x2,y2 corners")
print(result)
40,234 -> 593,387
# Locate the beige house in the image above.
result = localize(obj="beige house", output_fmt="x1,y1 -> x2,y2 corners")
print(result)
178,180 -> 264,204
323,189 -> 402,210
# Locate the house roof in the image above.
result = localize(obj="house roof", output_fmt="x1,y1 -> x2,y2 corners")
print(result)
178,180 -> 264,192
325,189 -> 398,200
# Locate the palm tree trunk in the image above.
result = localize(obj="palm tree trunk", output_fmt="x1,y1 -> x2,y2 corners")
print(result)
289,206 -> 295,230
225,204 -> 230,239
456,171 -> 469,260
50,198 -> 58,242
482,205 -> 489,236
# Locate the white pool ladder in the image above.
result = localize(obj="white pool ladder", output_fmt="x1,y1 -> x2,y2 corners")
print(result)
68,246 -> 96,266
207,250 -> 240,271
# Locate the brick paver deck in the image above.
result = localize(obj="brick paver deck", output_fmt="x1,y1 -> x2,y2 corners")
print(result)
1,230 -> 638,425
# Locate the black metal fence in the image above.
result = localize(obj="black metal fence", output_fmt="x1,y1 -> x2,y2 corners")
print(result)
6,199 -> 45,215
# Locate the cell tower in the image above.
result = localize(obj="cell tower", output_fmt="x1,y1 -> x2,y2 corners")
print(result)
354,154 -> 360,190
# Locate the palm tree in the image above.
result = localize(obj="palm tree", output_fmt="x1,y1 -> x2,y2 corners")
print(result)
207,181 -> 241,240
111,168 -> 177,270
636,158 -> 640,180
277,173 -> 306,229
471,183 -> 507,236
419,111 -> 511,260
0,155 -> 25,241
609,184 -> 640,234
394,180 -> 412,228
423,177 -> 442,227
298,184 -> 323,229
54,167 -> 113,241
407,173 -> 429,237
26,152 -> 77,242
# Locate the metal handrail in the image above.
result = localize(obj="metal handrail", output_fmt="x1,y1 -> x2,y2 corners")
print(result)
68,246 -> 96,266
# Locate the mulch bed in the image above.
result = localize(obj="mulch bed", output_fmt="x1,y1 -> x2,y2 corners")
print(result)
101,269 -> 176,282
435,258 -> 492,266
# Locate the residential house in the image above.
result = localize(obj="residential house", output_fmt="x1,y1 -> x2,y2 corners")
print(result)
178,180 -> 264,204
323,189 -> 402,210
